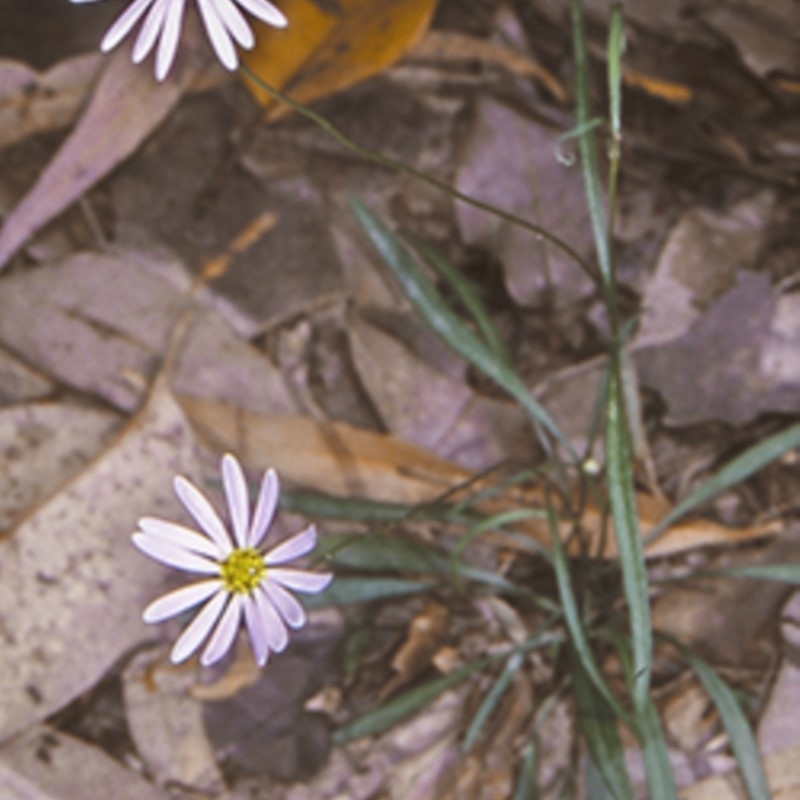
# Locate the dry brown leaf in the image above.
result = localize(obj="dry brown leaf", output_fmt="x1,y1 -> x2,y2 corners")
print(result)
0,377 -> 199,742
0,49 -> 191,270
244,0 -> 438,118
178,395 -> 470,503
179,395 -> 778,559
381,601 -> 450,700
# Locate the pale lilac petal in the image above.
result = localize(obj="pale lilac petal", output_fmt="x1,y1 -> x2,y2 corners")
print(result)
264,525 -> 316,565
254,586 -> 288,652
132,0 -> 170,63
249,469 -> 279,548
201,594 -> 243,665
155,0 -> 186,80
243,594 -> 269,666
263,580 -> 306,629
170,590 -> 228,663
138,517 -> 222,559
197,0 -> 238,70
143,580 -> 223,623
132,533 -> 221,574
173,475 -> 233,555
100,0 -> 156,51
234,0 -> 288,28
210,0 -> 254,48
221,454 -> 250,548
269,567 -> 332,594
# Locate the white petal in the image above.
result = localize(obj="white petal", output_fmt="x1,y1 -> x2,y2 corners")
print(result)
132,0 -> 170,64
143,580 -> 223,623
269,567 -> 332,594
264,525 -> 316,565
132,533 -> 221,574
243,595 -> 269,666
170,590 -> 228,663
100,0 -> 156,52
222,454 -> 250,548
155,0 -> 186,80
201,594 -> 243,665
197,0 -> 239,70
234,0 -> 288,28
210,0 -> 254,48
173,475 -> 233,554
254,586 -> 288,652
249,469 -> 279,547
138,517 -> 222,559
263,580 -> 305,629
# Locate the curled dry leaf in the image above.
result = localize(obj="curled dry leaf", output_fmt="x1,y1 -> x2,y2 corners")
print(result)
244,0 -> 438,118
0,377 -> 199,742
382,601 -> 450,700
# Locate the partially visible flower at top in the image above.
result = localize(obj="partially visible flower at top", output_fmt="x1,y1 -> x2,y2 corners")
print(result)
133,454 -> 332,667
70,0 -> 288,82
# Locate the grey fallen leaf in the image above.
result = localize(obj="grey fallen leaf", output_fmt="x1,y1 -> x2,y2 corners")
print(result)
0,346 -> 53,405
0,48 -> 189,270
455,97 -> 595,309
0,726 -> 169,800
0,377 -> 199,742
0,250 -> 296,414
123,647 -> 224,794
634,191 -> 775,349
636,271 -> 800,426
0,54 -> 102,153
0,402 -> 121,530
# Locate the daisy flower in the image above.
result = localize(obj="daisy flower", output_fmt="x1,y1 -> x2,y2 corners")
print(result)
133,454 -> 332,667
70,0 -> 288,82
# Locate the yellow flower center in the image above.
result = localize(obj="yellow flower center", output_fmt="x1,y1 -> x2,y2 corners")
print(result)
220,548 -> 266,594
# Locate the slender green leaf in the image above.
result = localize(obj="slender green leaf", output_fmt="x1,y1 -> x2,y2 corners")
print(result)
306,577 -> 433,607
605,361 -> 652,706
350,200 -> 576,460
545,498 -> 631,726
637,696 -> 678,800
607,7 -> 625,141
404,233 -> 512,366
512,739 -> 539,800
677,642 -> 770,800
333,657 -> 490,743
570,0 -> 609,283
322,533 -> 446,573
705,564 -> 800,584
573,656 -> 634,800
463,651 -> 524,752
647,423 -> 800,544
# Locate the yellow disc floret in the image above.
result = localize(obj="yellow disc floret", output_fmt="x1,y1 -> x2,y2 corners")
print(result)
220,548 -> 266,594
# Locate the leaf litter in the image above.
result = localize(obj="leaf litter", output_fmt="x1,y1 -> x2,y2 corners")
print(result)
0,0 -> 799,797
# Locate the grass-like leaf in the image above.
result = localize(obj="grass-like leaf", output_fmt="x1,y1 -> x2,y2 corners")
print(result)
672,640 -> 770,800
462,650 -> 524,752
647,422 -> 800,544
333,657 -> 491,743
351,199 -> 576,460
512,739 -> 539,800
605,362 -> 652,707
705,564 -> 800,584
546,497 -> 631,726
307,577 -> 434,607
403,233 -> 513,366
573,656 -> 634,800
637,696 -> 678,800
